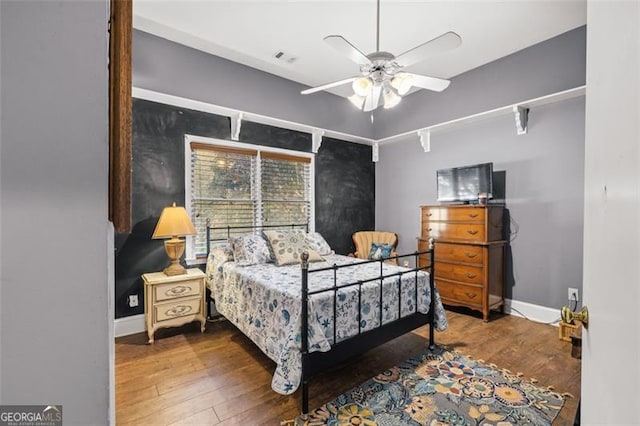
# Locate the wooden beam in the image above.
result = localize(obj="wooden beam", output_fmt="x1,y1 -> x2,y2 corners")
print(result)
109,0 -> 132,233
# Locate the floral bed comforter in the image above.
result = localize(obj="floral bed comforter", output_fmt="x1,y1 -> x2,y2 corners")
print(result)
206,254 -> 448,395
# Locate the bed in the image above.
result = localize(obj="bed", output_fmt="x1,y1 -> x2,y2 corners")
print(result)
204,224 -> 447,415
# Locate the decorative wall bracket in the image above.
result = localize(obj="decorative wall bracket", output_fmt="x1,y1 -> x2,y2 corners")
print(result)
418,129 -> 431,152
231,112 -> 243,141
513,106 -> 529,135
312,129 -> 324,153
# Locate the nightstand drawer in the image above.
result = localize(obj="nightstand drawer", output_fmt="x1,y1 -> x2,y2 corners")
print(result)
155,298 -> 202,322
154,279 -> 202,302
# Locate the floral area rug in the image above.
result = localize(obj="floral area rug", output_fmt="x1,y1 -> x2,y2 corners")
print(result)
292,346 -> 567,425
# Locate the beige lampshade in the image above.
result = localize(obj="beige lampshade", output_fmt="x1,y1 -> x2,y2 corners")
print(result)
152,203 -> 196,239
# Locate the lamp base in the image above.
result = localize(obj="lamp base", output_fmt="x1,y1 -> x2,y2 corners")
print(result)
163,261 -> 187,276
162,237 -> 187,276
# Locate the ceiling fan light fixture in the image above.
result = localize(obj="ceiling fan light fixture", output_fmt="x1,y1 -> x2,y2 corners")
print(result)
383,89 -> 402,109
352,77 -> 372,97
391,73 -> 413,96
348,93 -> 366,110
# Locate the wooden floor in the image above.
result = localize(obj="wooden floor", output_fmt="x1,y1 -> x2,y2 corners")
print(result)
116,309 -> 581,425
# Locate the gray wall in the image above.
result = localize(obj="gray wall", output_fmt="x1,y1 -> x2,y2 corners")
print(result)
134,30 -> 375,139
376,97 -> 585,310
0,1 -> 110,424
373,26 -> 586,139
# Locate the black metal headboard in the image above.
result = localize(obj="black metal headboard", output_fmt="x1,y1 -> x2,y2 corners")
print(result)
205,220 -> 309,255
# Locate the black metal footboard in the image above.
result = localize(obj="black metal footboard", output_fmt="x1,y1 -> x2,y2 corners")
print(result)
299,246 -> 436,415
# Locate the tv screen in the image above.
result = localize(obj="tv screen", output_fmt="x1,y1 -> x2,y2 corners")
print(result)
437,162 -> 493,203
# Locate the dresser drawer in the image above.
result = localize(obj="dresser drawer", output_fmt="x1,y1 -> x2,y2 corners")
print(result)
435,262 -> 484,284
435,242 -> 484,264
154,279 -> 202,302
155,298 -> 201,322
436,280 -> 483,307
422,207 -> 485,223
423,222 -> 486,242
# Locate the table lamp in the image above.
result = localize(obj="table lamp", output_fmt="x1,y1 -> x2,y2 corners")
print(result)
152,202 -> 196,276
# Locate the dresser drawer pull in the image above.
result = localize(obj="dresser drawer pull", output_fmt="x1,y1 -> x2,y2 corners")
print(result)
465,252 -> 478,258
427,213 -> 433,217
165,305 -> 193,317
465,272 -> 477,279
468,213 -> 479,218
465,292 -> 477,299
428,228 -> 432,232
467,230 -> 479,235
165,285 -> 190,297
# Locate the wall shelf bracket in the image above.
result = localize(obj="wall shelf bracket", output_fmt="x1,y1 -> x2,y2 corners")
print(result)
231,112 -> 243,141
372,143 -> 379,162
418,129 -> 431,152
514,106 -> 529,135
312,129 -> 324,153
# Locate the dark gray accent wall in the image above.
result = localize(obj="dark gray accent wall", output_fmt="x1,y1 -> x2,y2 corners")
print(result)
376,97 -> 585,310
316,138 -> 375,255
133,30 -> 375,139
117,99 -> 373,318
1,0 -> 109,423
373,26 -> 586,139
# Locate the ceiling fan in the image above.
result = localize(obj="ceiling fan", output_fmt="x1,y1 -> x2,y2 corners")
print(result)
300,0 -> 462,112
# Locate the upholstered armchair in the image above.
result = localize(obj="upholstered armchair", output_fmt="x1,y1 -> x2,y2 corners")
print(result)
350,231 -> 399,264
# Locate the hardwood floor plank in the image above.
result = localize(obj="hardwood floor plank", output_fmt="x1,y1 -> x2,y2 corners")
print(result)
116,310 -> 581,425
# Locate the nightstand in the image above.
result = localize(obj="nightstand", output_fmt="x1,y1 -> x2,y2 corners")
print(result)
142,268 -> 206,344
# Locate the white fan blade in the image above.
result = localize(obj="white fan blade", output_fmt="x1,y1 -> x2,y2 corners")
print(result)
395,31 -> 462,68
324,35 -> 372,65
363,85 -> 382,112
301,77 -> 357,95
405,73 -> 451,92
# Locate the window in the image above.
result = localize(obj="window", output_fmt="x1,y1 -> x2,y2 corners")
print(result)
186,137 -> 314,260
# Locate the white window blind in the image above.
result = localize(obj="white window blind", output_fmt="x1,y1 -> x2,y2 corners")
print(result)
188,141 -> 313,259
260,152 -> 311,227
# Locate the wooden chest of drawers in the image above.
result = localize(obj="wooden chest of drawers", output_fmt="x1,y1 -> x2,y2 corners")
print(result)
142,269 -> 206,343
419,205 -> 506,321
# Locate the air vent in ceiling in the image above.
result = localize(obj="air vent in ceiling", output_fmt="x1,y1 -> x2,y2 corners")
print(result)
273,51 -> 298,64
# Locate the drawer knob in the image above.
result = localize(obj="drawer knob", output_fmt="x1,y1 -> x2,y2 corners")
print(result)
465,252 -> 478,258
427,213 -> 433,217
428,228 -> 433,232
467,230 -> 479,235
166,285 -> 190,297
165,305 -> 192,317
466,292 -> 477,299
465,273 -> 477,279
469,213 -> 479,218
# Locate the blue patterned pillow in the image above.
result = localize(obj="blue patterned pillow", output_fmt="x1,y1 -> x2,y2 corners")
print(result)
369,243 -> 394,261
306,232 -> 334,256
229,235 -> 273,266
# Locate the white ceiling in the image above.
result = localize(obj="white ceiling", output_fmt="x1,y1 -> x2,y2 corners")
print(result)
133,1 -> 586,98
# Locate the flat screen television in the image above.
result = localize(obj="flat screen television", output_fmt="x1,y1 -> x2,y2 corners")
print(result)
437,162 -> 493,203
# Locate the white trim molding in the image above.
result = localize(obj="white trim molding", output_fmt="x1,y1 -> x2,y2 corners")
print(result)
133,87 -> 375,146
114,314 -> 145,338
503,298 -> 561,325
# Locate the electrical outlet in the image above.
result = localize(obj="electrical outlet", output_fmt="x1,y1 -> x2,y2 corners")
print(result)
128,294 -> 139,307
568,287 -> 579,302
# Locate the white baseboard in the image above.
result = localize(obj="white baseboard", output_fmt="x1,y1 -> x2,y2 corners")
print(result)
113,299 -> 561,338
114,314 -> 145,338
504,298 -> 561,325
